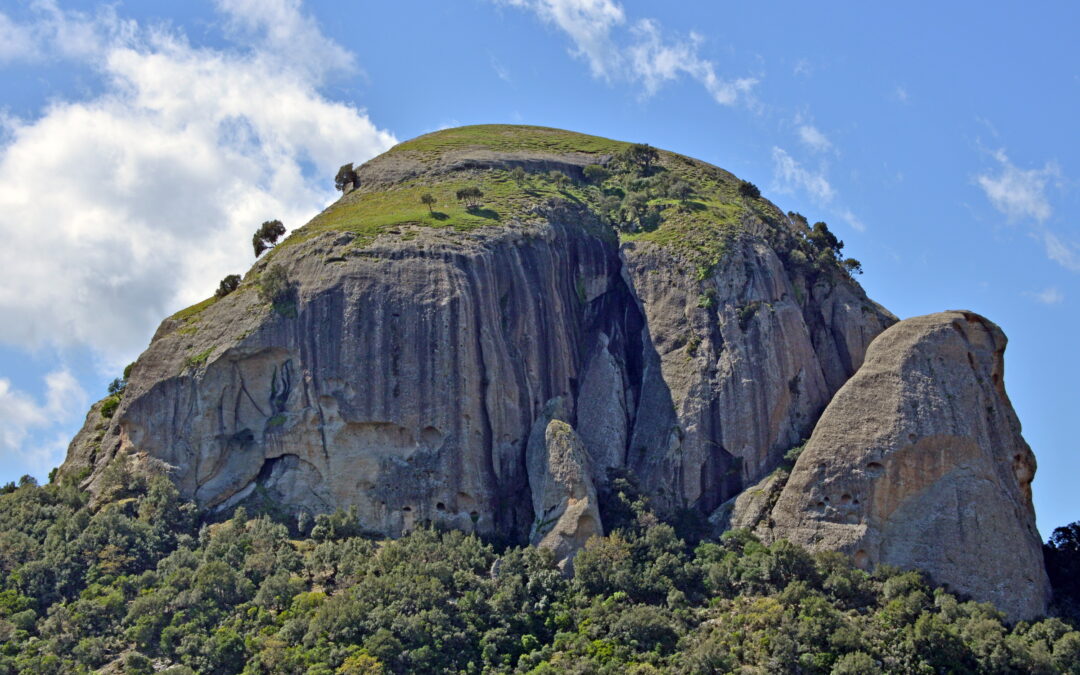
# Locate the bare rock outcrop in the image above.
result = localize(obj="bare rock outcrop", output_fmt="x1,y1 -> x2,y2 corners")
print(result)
57,125 -> 895,545
526,399 -> 602,571
761,311 -> 1050,619
621,237 -> 894,515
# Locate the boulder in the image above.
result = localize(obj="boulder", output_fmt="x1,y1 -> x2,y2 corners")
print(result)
526,399 -> 603,571
762,311 -> 1050,619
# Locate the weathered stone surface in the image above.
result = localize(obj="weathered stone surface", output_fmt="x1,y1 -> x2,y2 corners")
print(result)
710,468 -> 788,536
621,236 -> 895,514
59,129 -> 896,546
762,311 -> 1050,619
525,400 -> 602,571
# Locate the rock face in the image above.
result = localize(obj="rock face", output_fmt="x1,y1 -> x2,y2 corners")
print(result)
526,399 -> 602,571
759,311 -> 1050,619
62,126 -> 894,548
59,127 -> 1049,619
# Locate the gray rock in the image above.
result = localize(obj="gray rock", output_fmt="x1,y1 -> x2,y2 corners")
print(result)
525,401 -> 603,571
762,311 -> 1050,620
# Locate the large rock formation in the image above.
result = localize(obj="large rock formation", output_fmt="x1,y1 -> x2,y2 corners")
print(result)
755,311 -> 1049,619
57,126 -> 1047,615
62,126 -> 891,546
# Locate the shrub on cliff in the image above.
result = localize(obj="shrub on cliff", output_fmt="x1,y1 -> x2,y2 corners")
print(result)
335,163 -> 357,191
215,273 -> 241,298
738,180 -> 761,199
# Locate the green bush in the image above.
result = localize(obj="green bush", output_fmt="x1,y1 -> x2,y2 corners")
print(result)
215,273 -> 241,298
738,180 -> 761,199
99,395 -> 121,419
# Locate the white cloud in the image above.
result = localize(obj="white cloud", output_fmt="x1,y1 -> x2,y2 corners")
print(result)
772,147 -> 867,232
500,0 -> 624,78
1042,231 -> 1080,272
771,147 -> 835,203
490,54 -> 512,82
0,370 -> 87,477
0,2 -> 396,367
1030,287 -> 1065,305
498,0 -> 755,106
893,85 -> 909,103
838,208 -> 866,233
976,149 -> 1058,223
214,0 -> 354,80
0,11 -> 37,62
629,19 -> 756,106
797,124 -> 831,153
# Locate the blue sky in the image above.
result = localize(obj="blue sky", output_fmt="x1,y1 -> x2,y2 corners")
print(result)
0,0 -> 1076,537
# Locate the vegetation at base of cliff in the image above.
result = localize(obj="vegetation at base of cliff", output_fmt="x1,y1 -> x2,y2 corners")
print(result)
2,470 -> 1079,675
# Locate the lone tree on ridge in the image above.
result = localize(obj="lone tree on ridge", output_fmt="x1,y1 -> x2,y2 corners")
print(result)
252,219 -> 286,257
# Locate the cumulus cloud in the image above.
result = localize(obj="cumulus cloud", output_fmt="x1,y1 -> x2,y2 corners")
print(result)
976,149 -> 1058,223
215,0 -> 355,80
497,0 -> 755,105
0,370 -> 87,476
798,124 -> 831,153
0,2 -> 396,367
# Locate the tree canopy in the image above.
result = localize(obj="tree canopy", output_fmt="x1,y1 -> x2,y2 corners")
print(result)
252,220 -> 286,257
335,163 -> 358,192
0,472 -> 1077,674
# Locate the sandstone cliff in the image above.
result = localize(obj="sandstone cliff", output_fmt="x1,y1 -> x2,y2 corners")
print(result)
751,311 -> 1049,619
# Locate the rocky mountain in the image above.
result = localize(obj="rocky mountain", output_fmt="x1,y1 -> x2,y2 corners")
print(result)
59,125 -> 1047,618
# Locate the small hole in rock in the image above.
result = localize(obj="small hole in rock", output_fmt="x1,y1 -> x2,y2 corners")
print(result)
436,502 -> 446,511
402,506 -> 412,512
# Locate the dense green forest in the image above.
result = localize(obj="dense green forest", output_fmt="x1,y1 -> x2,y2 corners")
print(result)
1,467 -> 1078,674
